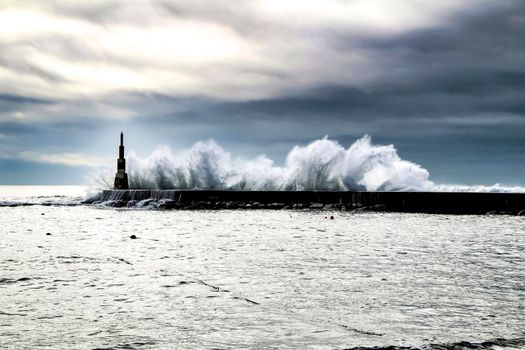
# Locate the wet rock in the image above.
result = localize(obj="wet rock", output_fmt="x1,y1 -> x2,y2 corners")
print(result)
268,202 -> 285,209
224,202 -> 237,209
348,206 -> 369,213
213,201 -> 225,209
182,202 -> 199,210
136,199 -> 155,208
247,202 -> 262,209
333,203 -> 344,209
146,201 -> 160,209
372,204 -> 387,211
113,200 -> 127,208
196,201 -> 212,209
309,203 -> 324,209
46,232 -> 51,236
158,199 -> 180,209
126,200 -> 138,208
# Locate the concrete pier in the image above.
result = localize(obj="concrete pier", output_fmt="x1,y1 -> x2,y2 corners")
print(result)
97,190 -> 525,215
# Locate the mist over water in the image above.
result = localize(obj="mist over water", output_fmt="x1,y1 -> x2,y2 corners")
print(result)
94,136 -> 524,192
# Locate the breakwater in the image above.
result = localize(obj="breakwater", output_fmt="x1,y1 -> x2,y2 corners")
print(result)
94,190 -> 525,215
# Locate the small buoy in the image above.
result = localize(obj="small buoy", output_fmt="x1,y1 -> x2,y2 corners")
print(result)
330,216 -> 334,220
130,234 -> 137,239
46,232 -> 51,236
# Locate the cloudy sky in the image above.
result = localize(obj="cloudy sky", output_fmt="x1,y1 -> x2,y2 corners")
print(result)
0,0 -> 524,185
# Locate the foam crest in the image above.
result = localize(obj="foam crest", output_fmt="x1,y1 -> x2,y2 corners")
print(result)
90,136 -> 524,192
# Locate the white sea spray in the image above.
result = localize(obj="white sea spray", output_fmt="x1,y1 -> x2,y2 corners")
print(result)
90,135 -> 525,193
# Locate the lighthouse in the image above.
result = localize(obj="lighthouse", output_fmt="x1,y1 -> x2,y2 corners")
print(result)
114,132 -> 129,189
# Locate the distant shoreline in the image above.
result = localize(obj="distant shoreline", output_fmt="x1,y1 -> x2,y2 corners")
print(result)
87,190 -> 525,215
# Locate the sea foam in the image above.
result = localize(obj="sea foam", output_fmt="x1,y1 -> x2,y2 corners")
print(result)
91,135 -> 524,193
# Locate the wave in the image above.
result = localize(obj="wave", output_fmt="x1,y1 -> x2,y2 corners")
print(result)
0,199 -> 82,207
343,336 -> 525,350
432,183 -> 525,193
0,186 -> 87,207
90,136 -> 525,193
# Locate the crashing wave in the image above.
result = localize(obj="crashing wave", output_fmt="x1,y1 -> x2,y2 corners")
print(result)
92,136 -> 435,191
0,186 -> 87,207
90,135 -> 525,193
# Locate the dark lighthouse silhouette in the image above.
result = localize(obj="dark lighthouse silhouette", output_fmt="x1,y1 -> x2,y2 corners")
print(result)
114,132 -> 129,189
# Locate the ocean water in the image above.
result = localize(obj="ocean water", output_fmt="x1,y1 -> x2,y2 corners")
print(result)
0,186 -> 524,349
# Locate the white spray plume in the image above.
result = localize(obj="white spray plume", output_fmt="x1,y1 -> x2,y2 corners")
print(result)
90,135 -> 524,193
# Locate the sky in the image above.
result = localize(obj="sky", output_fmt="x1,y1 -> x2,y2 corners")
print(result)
0,0 -> 524,186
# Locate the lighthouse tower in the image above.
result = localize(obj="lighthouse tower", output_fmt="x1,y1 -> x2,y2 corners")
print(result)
114,132 -> 129,189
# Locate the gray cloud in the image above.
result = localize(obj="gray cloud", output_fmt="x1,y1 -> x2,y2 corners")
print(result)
1,0 -> 503,100
0,0 -> 524,185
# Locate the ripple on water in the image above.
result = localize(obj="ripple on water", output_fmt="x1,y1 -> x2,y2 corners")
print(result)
0,207 -> 523,349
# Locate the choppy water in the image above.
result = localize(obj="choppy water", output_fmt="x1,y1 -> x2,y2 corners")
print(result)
0,187 -> 524,349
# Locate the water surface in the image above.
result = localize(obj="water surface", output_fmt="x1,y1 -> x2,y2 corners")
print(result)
0,189 -> 523,349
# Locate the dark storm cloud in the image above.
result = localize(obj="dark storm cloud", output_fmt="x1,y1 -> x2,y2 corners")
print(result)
368,3 -> 524,115
0,0 -> 524,185
260,1 -> 523,135
0,93 -> 52,116
128,0 -> 525,134
118,0 -> 524,181
0,94 -> 51,105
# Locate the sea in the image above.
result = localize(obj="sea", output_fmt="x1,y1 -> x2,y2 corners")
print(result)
0,186 -> 524,349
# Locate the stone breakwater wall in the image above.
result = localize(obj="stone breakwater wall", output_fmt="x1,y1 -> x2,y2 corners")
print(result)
94,190 -> 525,215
